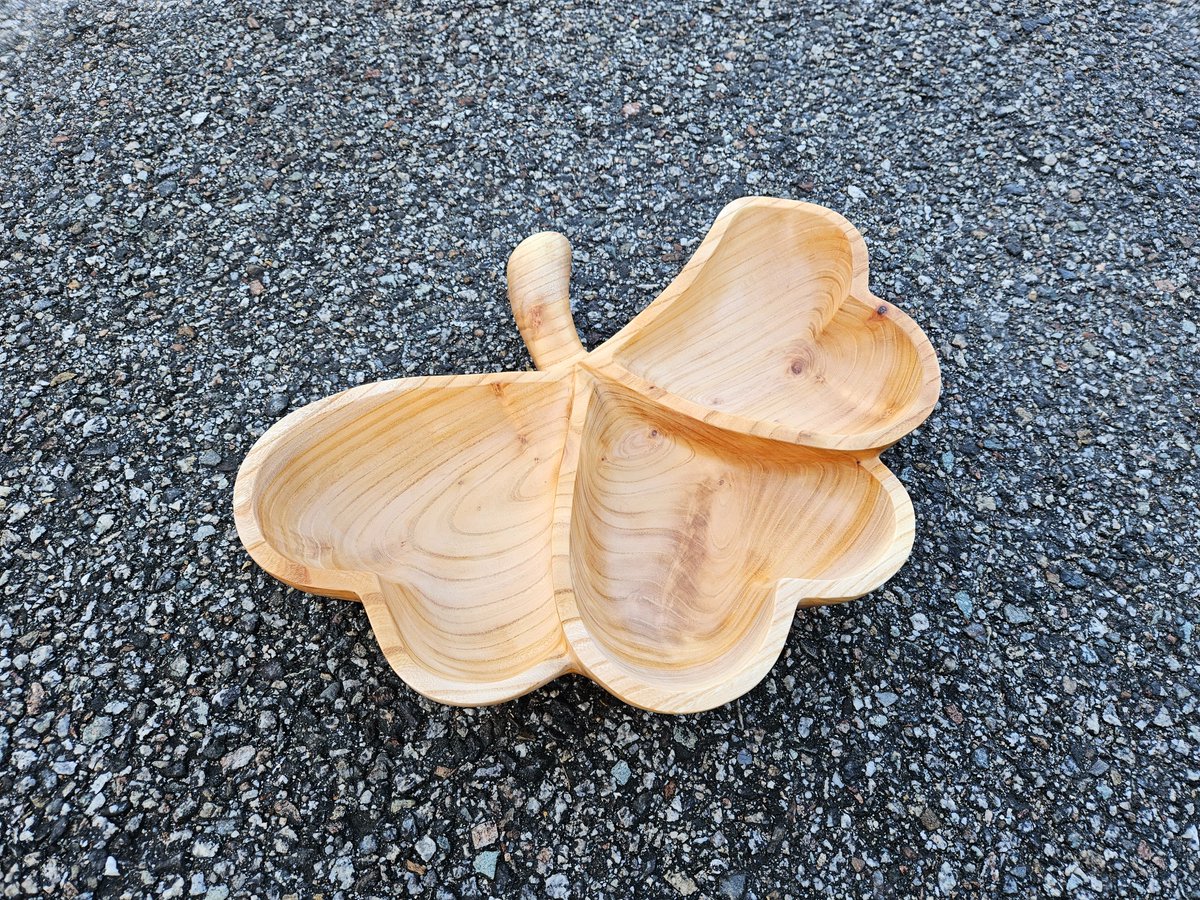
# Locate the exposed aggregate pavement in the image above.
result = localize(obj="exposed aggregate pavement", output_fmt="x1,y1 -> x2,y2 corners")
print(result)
1,1 -> 1198,897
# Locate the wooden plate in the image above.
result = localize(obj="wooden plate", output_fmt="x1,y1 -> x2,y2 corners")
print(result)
234,197 -> 940,713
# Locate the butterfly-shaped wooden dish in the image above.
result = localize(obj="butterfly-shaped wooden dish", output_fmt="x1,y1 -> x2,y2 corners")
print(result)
234,197 -> 940,713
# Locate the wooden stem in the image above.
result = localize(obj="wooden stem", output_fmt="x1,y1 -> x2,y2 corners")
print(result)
506,232 -> 586,370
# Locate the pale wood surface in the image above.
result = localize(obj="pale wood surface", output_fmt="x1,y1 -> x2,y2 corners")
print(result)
233,197 -> 941,713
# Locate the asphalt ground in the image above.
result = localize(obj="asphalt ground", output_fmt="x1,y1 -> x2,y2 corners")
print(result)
1,1 -> 1198,897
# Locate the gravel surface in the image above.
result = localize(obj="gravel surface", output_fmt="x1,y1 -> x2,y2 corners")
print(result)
2,1 -> 1199,897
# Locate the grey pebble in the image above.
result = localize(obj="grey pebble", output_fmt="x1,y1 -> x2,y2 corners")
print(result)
222,745 -> 254,770
415,835 -> 436,862
266,394 -> 291,416
1003,604 -> 1034,625
719,872 -> 748,899
81,414 -> 109,436
473,850 -> 499,879
81,716 -> 112,744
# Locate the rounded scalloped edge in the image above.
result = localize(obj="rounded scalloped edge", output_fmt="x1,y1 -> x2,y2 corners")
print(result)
232,197 -> 939,712
360,589 -> 572,706
591,196 -> 942,453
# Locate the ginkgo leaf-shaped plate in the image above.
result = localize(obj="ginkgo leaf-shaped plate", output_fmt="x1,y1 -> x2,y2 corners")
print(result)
233,197 -> 940,713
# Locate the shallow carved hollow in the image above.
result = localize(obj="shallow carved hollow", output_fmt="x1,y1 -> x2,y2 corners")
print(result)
568,376 -> 905,681
608,202 -> 929,446
253,377 -> 570,685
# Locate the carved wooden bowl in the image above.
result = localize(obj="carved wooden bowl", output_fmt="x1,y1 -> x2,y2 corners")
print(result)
233,198 -> 940,713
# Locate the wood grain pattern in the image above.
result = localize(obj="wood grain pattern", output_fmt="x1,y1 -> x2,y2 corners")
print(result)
234,197 -> 941,713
